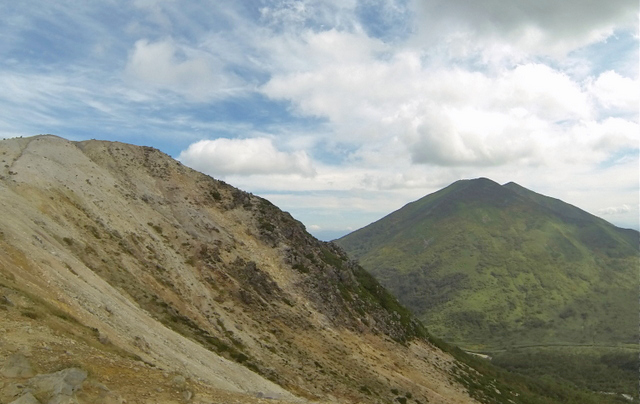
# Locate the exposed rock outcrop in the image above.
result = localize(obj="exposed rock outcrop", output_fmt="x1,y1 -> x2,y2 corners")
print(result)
0,135 -> 478,404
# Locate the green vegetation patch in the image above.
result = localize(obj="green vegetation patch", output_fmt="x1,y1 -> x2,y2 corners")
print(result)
491,346 -> 639,399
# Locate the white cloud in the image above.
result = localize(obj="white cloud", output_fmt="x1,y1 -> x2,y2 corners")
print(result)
178,137 -> 316,177
496,64 -> 592,120
259,0 -> 359,32
579,118 -> 638,153
409,0 -> 637,57
589,70 -> 640,112
598,204 -> 631,215
124,39 -> 244,100
262,29 -> 598,168
400,106 -> 534,167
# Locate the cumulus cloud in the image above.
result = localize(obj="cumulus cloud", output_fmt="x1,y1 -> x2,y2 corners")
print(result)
178,137 -> 316,177
401,107 -> 525,167
589,70 -> 640,112
410,0 -> 637,57
125,39 -> 243,100
495,64 -> 592,120
261,26 -> 600,168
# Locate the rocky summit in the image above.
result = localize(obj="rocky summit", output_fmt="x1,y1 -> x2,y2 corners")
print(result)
0,135 -> 482,404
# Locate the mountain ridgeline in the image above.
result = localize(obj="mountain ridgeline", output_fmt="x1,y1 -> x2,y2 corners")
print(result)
0,135 -> 444,404
0,136 -> 633,404
336,178 -> 638,348
336,178 -> 639,398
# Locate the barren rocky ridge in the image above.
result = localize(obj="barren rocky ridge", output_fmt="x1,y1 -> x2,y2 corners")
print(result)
0,135 -> 480,404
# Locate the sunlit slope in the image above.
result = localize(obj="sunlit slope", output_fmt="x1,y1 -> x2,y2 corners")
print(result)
336,178 -> 639,349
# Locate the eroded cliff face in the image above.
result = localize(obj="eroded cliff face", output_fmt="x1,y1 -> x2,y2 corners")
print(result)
0,135 -> 477,404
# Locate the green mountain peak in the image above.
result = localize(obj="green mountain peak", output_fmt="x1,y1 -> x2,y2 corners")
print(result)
336,178 -> 639,350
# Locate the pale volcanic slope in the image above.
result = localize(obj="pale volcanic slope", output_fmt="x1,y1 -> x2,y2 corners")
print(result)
0,135 -> 477,404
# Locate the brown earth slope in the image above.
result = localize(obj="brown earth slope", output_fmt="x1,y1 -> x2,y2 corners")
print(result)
0,135 -> 479,404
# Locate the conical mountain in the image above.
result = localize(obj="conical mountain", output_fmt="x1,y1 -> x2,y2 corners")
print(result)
336,178 -> 639,350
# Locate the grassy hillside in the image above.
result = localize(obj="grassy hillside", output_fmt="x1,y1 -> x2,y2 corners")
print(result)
336,178 -> 639,398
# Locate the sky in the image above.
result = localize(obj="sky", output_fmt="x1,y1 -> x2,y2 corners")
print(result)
1,1 -> 638,240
